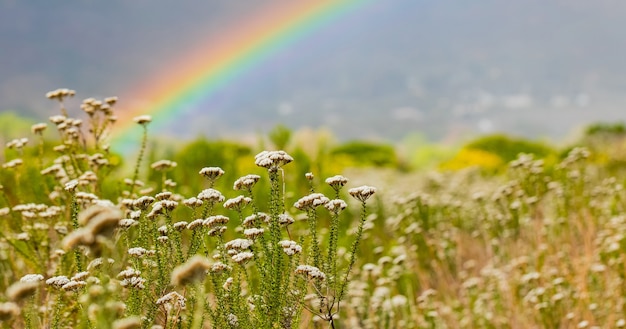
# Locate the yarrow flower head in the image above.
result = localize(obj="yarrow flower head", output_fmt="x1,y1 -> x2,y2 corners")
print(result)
197,188 -> 225,203
171,255 -> 211,286
325,175 -> 349,191
199,167 -> 225,184
295,265 -> 326,281
349,185 -> 377,203
133,115 -> 152,125
294,193 -> 330,210
233,174 -> 261,190
325,199 -> 348,214
254,150 -> 294,171
279,240 -> 302,256
224,195 -> 252,212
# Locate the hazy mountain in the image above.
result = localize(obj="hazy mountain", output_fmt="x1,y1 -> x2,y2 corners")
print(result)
2,0 -> 626,144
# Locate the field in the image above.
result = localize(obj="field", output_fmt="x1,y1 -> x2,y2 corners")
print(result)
1,90 -> 626,328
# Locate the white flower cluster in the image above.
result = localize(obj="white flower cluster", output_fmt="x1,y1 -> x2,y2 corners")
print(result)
223,195 -> 252,211
199,167 -> 225,181
233,174 -> 261,190
294,193 -> 330,210
197,188 -> 225,203
279,240 -> 302,256
348,186 -> 377,203
295,265 -> 326,281
254,150 -> 294,170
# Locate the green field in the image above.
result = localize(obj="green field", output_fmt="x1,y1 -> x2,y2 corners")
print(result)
1,91 -> 626,328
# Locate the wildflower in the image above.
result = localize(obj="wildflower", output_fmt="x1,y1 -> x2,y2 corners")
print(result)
254,150 -> 294,170
133,115 -> 152,125
348,186 -> 377,203
203,215 -> 230,228
112,316 -> 142,329
325,199 -> 348,214
223,195 -> 252,211
232,251 -> 254,264
2,159 -> 23,169
20,274 -> 44,283
46,276 -> 71,289
325,175 -> 348,191
120,276 -> 146,290
151,160 -> 177,171
171,255 -> 211,286
72,271 -> 90,281
156,291 -> 186,309
0,302 -> 20,321
80,205 -> 122,238
119,219 -> 138,228
7,281 -> 39,301
305,172 -> 314,180
173,221 -> 188,231
31,123 -> 47,134
295,265 -> 326,281
118,268 -> 142,279
155,191 -> 172,200
225,238 -> 253,251
223,277 -> 234,290
197,188 -> 225,203
210,262 -> 230,273
183,197 -> 203,208
186,219 -> 204,230
128,247 -> 150,257
294,193 -> 330,210
227,313 -> 238,326
279,240 -> 302,256
64,179 -> 79,192
244,228 -> 264,239
133,196 -> 155,210
62,229 -> 94,249
233,174 -> 261,190
278,213 -> 295,226
199,167 -> 225,181
243,212 -> 270,227
62,280 -> 86,292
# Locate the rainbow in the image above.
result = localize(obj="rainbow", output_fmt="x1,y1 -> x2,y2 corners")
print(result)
111,0 -> 369,152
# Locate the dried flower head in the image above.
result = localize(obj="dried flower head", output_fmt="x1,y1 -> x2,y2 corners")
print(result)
197,188 -> 225,203
294,193 -> 330,210
243,228 -> 264,239
233,174 -> 261,190
0,302 -> 20,321
46,276 -> 71,289
112,316 -> 142,329
325,199 -> 348,214
254,150 -> 294,170
279,240 -> 303,256
325,175 -> 348,191
171,255 -> 211,286
348,185 -> 377,203
20,274 -> 44,283
156,291 -> 186,309
6,281 -> 39,302
223,195 -> 252,211
133,115 -> 152,125
151,160 -> 177,171
225,238 -> 254,251
199,167 -> 225,182
31,123 -> 47,134
231,251 -> 254,264
295,265 -> 326,281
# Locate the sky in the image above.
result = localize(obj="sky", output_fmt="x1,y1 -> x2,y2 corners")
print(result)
2,0 -> 626,143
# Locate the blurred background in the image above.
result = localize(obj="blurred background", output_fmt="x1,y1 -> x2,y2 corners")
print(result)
2,0 -> 626,144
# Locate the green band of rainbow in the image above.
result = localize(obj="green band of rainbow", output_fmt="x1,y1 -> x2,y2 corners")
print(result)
111,0 -> 368,153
